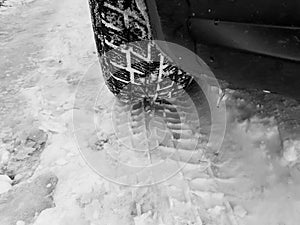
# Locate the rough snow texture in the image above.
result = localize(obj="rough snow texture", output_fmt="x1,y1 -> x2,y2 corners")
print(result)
0,0 -> 300,225
0,129 -> 48,184
0,172 -> 58,225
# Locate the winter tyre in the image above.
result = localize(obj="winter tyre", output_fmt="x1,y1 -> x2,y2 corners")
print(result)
88,0 -> 194,104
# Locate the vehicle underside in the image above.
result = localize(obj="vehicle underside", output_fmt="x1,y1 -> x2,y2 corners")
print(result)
149,0 -> 300,100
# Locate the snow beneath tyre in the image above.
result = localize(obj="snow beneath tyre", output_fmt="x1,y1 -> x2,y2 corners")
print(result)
0,0 -> 300,224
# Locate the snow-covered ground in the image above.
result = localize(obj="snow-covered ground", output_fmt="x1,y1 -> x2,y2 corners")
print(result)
0,0 -> 300,225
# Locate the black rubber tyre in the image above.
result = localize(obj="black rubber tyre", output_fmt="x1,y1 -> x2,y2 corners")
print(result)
88,0 -> 193,104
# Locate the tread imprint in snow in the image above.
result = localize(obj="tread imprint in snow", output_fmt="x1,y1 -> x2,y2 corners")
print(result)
88,0 -> 236,224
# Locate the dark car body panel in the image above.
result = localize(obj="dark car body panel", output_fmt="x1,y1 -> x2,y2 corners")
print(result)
188,0 -> 300,27
189,19 -> 300,62
146,0 -> 300,99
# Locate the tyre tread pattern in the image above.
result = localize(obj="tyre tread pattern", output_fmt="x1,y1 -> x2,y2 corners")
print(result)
88,0 -> 193,103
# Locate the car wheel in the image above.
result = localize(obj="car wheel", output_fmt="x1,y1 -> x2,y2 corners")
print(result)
88,0 -> 193,104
